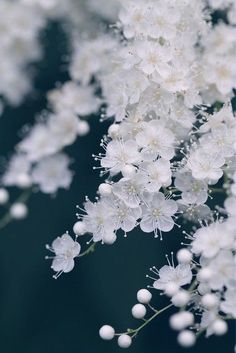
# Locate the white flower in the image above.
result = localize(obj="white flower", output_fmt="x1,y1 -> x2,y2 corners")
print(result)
113,174 -> 147,208
140,159 -> 172,192
136,120 -> 175,161
201,250 -> 235,291
101,140 -> 140,175
48,82 -> 101,116
187,148 -> 225,182
220,289 -> 236,318
82,199 -> 116,242
48,112 -> 79,147
153,264 -> 192,291
2,153 -> 32,187
175,171 -> 208,205
32,153 -> 72,194
106,196 -> 142,233
140,192 -> 178,236
49,234 -> 81,278
192,222 -> 234,258
18,125 -> 58,162
137,41 -> 172,76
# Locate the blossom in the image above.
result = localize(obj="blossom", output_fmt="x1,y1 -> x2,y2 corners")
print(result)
18,125 -> 58,162
136,120 -> 175,161
140,192 -> 178,236
201,250 -> 235,291
139,159 -> 172,192
49,234 -> 81,278
82,199 -> 116,242
32,153 -> 72,194
101,140 -> 140,175
153,264 -> 192,291
187,148 -> 225,182
175,171 -> 208,205
113,174 -> 147,208
192,222 -> 234,258
220,289 -> 236,318
48,82 -> 101,116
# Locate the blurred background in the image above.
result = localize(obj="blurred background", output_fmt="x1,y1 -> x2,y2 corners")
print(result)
0,22 -> 234,353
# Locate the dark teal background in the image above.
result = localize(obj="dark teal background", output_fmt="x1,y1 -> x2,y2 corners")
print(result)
0,23 -> 234,353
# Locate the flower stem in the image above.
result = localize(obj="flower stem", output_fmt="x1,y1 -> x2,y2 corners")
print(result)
0,188 -> 32,231
125,303 -> 173,337
79,242 -> 96,257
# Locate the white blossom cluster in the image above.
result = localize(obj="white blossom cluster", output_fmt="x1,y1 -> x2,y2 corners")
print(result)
46,0 -> 236,349
0,0 -> 235,349
1,0 -> 119,196
0,0 -> 120,232
0,0 -> 46,108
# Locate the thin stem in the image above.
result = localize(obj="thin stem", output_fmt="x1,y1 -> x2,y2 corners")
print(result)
125,303 -> 173,338
0,188 -> 32,231
79,242 -> 96,257
209,188 -> 226,194
0,212 -> 12,230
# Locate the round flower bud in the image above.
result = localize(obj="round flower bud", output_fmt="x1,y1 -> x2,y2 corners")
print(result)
201,293 -> 219,309
103,232 -> 117,245
177,330 -> 196,347
10,203 -> 28,219
197,268 -> 213,282
117,334 -> 132,348
98,183 -> 112,196
170,312 -> 194,331
99,325 -> 115,340
73,221 -> 86,236
77,120 -> 90,136
17,174 -> 32,188
164,282 -> 179,297
0,188 -> 9,205
212,319 -> 228,336
108,124 -> 120,138
137,289 -> 152,304
131,304 -> 146,319
177,249 -> 192,264
172,290 -> 190,307
122,165 -> 136,178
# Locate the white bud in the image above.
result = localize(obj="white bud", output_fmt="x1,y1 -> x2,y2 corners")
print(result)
122,165 -> 136,178
77,120 -> 90,136
137,289 -> 152,304
131,304 -> 146,319
103,232 -> 117,245
73,221 -> 86,236
170,312 -> 194,331
17,174 -> 32,188
177,249 -> 192,264
10,203 -> 28,219
117,334 -> 132,348
177,330 -> 196,347
172,290 -> 190,307
212,319 -> 228,336
164,282 -> 179,297
108,124 -> 120,138
0,188 -> 9,205
98,183 -> 112,196
201,293 -> 219,309
197,268 -> 213,282
99,325 -> 115,340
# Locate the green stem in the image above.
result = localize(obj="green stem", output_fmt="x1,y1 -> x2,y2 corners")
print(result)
79,242 -> 96,257
125,303 -> 173,337
0,188 -> 32,231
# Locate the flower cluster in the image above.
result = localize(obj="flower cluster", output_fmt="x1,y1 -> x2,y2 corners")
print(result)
0,0 -> 120,234
0,0 -> 235,350
46,0 -> 236,349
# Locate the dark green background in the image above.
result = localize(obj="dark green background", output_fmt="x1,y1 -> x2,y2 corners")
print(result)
0,23 -> 234,353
